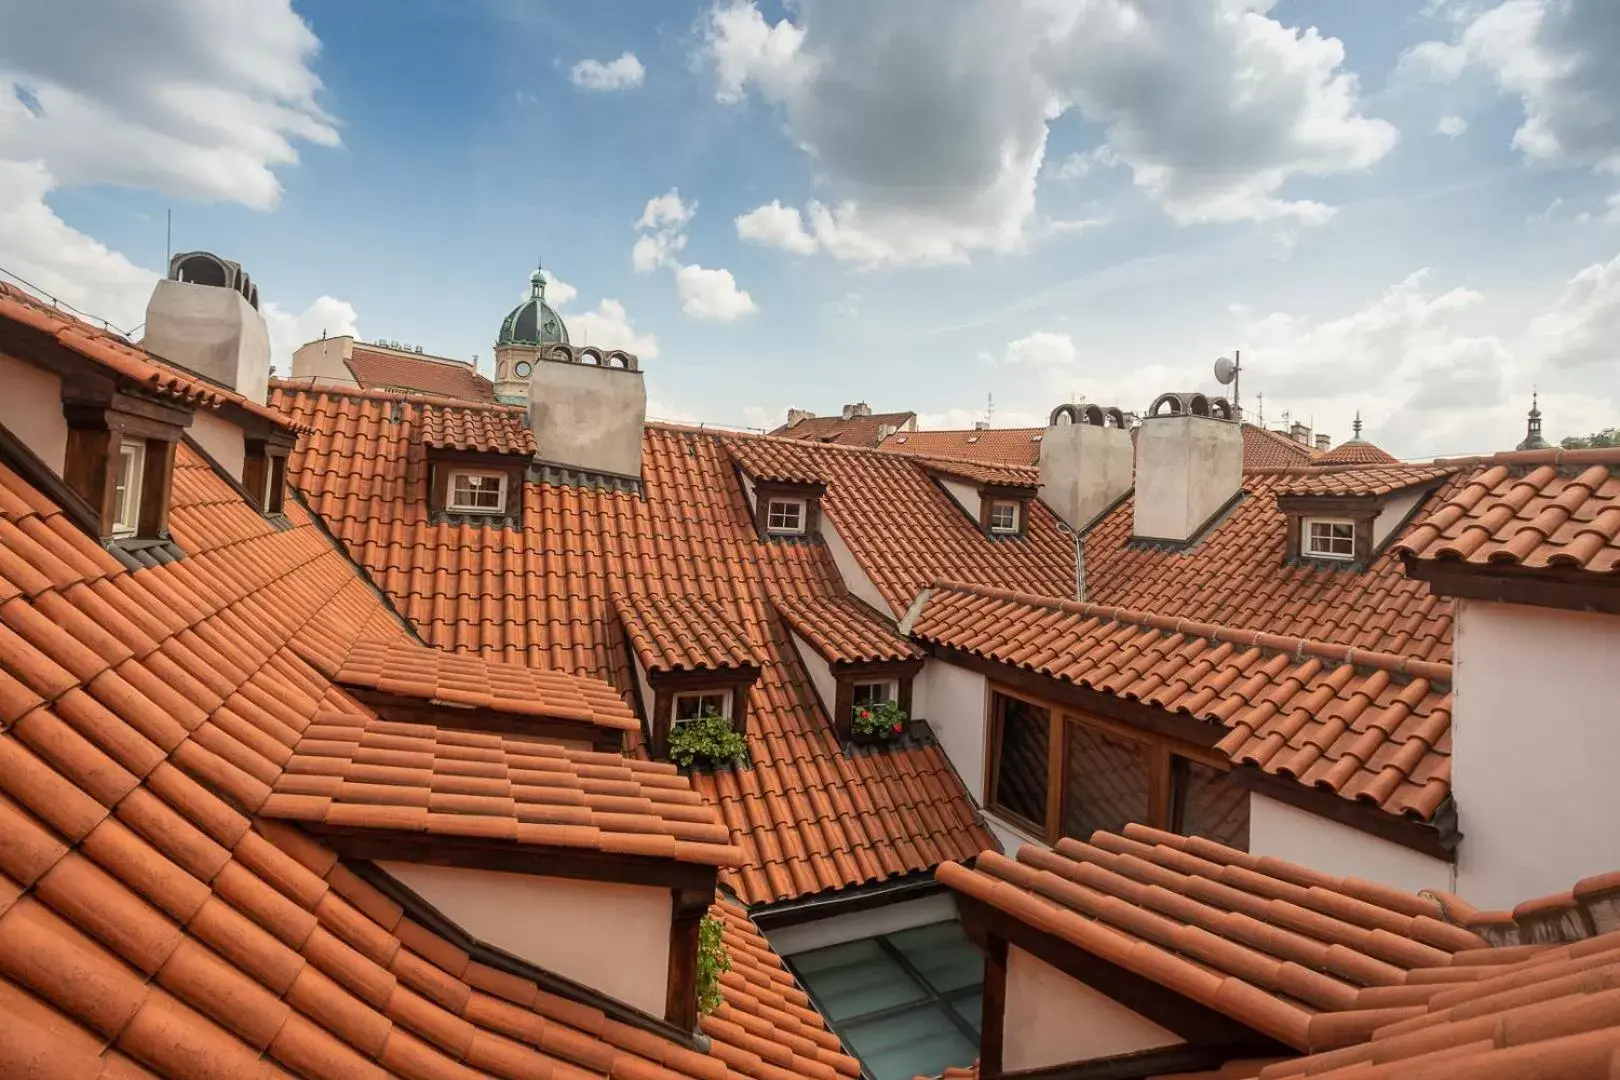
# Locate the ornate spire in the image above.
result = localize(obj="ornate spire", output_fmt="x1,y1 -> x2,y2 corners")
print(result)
1352,410 -> 1363,440
528,260 -> 546,301
1518,391 -> 1548,451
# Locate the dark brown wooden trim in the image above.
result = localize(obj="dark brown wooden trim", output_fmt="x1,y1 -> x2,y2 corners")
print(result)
958,893 -> 1287,1051
1403,556 -> 1620,616
981,933 -> 1008,1075
64,424 -> 118,536
646,667 -> 761,760
137,437 -> 176,539
345,858 -> 709,1051
303,824 -> 722,893
1228,764 -> 1454,861
346,687 -> 626,753
752,478 -> 825,540
665,887 -> 708,1032
829,659 -> 923,743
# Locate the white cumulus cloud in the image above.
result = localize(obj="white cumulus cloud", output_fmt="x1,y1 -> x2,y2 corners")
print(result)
1437,115 -> 1469,137
569,52 -> 645,92
735,200 -> 818,254
675,264 -> 757,321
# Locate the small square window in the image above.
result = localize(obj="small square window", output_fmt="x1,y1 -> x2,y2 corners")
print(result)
113,440 -> 145,538
1304,518 -> 1356,560
447,470 -> 507,514
766,498 -> 806,534
987,500 -> 1019,534
673,691 -> 731,726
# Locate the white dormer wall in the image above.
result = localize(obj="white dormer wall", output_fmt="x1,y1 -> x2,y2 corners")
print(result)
1371,487 -> 1426,549
789,630 -> 837,717
0,353 -> 68,474
938,477 -> 982,524
378,862 -> 672,1015
189,410 -> 246,482
817,513 -> 894,617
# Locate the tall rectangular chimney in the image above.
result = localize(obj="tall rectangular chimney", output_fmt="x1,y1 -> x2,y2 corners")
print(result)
1132,393 -> 1243,544
1038,404 -> 1134,533
528,344 -> 646,480
142,251 -> 271,404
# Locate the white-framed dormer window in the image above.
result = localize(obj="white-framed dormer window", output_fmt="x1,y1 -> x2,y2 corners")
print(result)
988,499 -> 1020,534
447,469 -> 507,515
852,680 -> 897,708
672,690 -> 732,726
1303,517 -> 1356,560
766,497 -> 807,535
113,439 -> 145,538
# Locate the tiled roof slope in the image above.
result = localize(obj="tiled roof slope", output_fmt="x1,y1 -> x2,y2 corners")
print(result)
0,282 -> 293,429
614,593 -> 771,675
270,384 -> 997,904
911,584 -> 1452,820
770,589 -> 924,665
323,637 -> 641,732
0,438 -> 860,1079
346,344 -> 497,402
880,427 -> 1044,466
1082,470 -> 1461,662
419,400 -> 536,456
772,410 -> 915,448
1274,464 -> 1454,499
1396,449 -> 1620,577
914,456 -> 1040,490
1318,440 -> 1399,466
1243,427 -> 1317,469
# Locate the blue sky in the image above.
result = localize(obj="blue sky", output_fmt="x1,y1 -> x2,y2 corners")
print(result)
2,0 -> 1619,457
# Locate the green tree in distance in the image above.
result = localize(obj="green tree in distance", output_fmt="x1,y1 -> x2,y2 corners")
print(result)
1561,428 -> 1619,449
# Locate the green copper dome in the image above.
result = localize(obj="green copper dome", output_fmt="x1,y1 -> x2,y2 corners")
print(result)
497,268 -> 569,347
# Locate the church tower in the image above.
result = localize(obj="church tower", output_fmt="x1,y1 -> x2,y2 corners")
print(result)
493,265 -> 570,404
1517,392 -> 1549,451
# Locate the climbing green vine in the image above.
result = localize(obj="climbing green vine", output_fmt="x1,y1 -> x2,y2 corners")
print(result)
697,914 -> 731,1016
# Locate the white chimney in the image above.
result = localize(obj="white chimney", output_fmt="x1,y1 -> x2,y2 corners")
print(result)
1039,404 -> 1134,533
142,252 -> 271,404
785,407 -> 815,428
1132,393 -> 1243,543
1314,433 -> 1332,453
528,344 -> 646,480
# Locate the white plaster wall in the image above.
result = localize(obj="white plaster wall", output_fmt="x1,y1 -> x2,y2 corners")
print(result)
1249,794 -> 1454,895
631,651 -> 655,730
290,335 -> 358,386
940,477 -> 982,525
768,894 -> 960,955
189,410 -> 245,483
1003,947 -> 1182,1071
0,354 -> 68,474
915,660 -> 989,802
789,629 -> 837,717
379,862 -> 671,1015
1372,487 -> 1425,548
1453,600 -> 1620,909
1132,416 -> 1243,542
1038,423 -> 1134,533
820,514 -> 894,616
528,362 -> 646,480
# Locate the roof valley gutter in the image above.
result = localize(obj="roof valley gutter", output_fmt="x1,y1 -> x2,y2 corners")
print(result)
749,869 -> 945,930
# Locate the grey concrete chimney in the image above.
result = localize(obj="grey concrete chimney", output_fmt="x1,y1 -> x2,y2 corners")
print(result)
528,343 -> 646,480
143,251 -> 271,404
1132,393 -> 1243,543
1290,420 -> 1312,446
785,407 -> 815,428
1314,432 -> 1332,452
1038,403 -> 1134,533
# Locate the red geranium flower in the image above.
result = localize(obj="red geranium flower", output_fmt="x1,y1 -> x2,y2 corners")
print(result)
891,723 -> 902,734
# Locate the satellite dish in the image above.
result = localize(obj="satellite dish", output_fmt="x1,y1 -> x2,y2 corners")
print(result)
1214,356 -> 1238,385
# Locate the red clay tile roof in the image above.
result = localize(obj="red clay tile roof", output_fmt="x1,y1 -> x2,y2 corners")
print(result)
271,384 -> 997,904
911,583 -> 1453,820
0,431 -> 860,1079
320,637 -> 641,733
727,440 -> 827,486
420,400 -> 537,456
1273,464 -> 1455,500
770,590 -> 924,665
346,344 -> 498,402
267,709 -> 744,864
773,410 -> 916,448
1318,440 -> 1399,466
1082,471 -> 1461,663
880,428 -> 1045,466
0,281 -> 294,430
914,456 -> 1041,490
1243,427 -> 1317,469
1395,449 -> 1620,577
614,593 -> 770,675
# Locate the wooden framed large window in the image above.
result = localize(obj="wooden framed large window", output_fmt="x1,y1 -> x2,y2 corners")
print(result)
986,687 -> 1250,850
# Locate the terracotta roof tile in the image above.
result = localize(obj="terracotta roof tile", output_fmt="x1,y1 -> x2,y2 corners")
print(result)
0,282 -> 293,431
1318,441 -> 1399,467
322,638 -> 640,733
769,590 -> 923,665
771,411 -> 915,448
880,428 -> 1045,466
420,402 -> 537,456
1242,428 -> 1318,470
1274,465 -> 1455,500
1396,449 -> 1620,576
912,456 -> 1040,490
911,583 -> 1453,820
346,345 -> 498,402
0,410 -> 860,1079
614,594 -> 770,675
271,384 -> 996,904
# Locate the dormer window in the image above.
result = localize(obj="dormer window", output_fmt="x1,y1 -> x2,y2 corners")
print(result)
113,439 -> 145,538
766,497 -> 807,535
62,393 -> 186,550
448,469 -> 508,514
987,500 -> 1020,534
1303,517 -> 1356,560
241,432 -> 294,517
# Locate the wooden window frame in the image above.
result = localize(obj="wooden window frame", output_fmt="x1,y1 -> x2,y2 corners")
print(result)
749,479 -> 824,541
62,394 -> 188,544
986,499 -> 1020,534
764,496 -> 807,535
976,485 -> 1032,539
112,438 -> 145,538
672,689 -> 732,725
446,468 -> 510,515
984,683 -> 1239,847
242,431 -> 295,516
1302,516 -> 1357,560
426,448 -> 527,520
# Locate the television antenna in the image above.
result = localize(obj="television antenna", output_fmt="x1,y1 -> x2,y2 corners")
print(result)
1214,350 -> 1241,420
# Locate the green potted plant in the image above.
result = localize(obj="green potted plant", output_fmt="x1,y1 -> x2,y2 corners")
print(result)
667,709 -> 748,768
850,699 -> 907,745
697,915 -> 731,1016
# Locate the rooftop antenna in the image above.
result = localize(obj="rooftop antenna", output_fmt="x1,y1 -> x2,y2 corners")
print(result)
986,393 -> 994,425
165,208 -> 172,268
1213,350 -> 1241,420
1256,392 -> 1265,429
